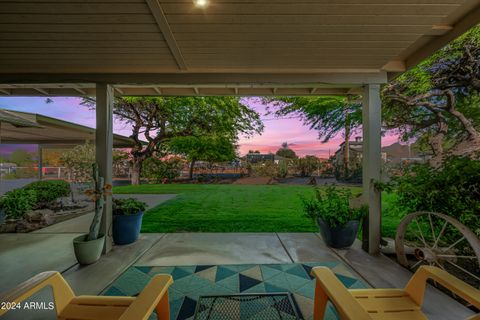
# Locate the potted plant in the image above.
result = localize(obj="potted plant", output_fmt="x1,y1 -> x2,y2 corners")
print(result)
73,164 -> 111,265
302,185 -> 367,248
112,198 -> 147,245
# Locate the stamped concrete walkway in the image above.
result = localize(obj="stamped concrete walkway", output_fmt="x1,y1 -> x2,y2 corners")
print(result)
33,194 -> 177,234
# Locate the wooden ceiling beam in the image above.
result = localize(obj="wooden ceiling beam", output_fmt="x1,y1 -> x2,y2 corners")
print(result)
405,4 -> 480,70
427,24 -> 454,36
33,87 -> 49,95
145,0 -> 187,70
382,60 -> 406,72
0,72 -> 388,85
73,87 -> 86,95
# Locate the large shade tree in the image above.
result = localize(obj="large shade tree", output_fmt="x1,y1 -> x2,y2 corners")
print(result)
85,96 -> 263,184
382,25 -> 480,165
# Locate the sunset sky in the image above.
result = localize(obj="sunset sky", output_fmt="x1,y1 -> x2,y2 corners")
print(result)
0,96 -> 400,158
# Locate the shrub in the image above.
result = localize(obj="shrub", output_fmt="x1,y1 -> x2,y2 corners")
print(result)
277,161 -> 289,178
294,156 -> 320,177
334,166 -> 362,183
0,189 -> 37,218
247,162 -> 279,178
24,180 -> 71,208
302,185 -> 367,227
8,167 -> 37,179
113,198 -> 147,215
391,156 -> 480,236
142,157 -> 183,183
60,143 -> 95,182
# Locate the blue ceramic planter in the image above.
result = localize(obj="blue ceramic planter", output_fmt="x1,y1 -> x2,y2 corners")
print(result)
112,211 -> 144,245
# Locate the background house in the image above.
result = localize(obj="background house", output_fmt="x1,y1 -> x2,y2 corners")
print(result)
246,153 -> 286,164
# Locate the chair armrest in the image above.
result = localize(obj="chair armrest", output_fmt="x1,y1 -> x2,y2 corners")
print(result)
0,271 -> 75,316
119,274 -> 173,320
311,267 -> 371,320
405,266 -> 480,309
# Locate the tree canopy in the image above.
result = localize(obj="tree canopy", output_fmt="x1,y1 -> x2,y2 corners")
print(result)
275,142 -> 298,159
382,25 -> 480,164
10,149 -> 35,166
83,96 -> 263,184
266,96 -> 362,143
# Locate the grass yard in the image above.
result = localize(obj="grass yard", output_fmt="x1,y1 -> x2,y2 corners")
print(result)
114,183 -> 401,235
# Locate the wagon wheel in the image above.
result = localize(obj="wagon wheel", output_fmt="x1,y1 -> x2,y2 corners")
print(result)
396,211 -> 480,287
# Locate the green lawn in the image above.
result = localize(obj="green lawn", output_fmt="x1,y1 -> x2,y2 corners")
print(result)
113,183 -> 401,234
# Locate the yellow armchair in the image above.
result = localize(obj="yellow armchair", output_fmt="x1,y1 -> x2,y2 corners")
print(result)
0,271 -> 173,320
311,265 -> 480,320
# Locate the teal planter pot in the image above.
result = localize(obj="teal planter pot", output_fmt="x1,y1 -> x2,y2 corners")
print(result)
113,212 -> 144,245
73,234 -> 105,265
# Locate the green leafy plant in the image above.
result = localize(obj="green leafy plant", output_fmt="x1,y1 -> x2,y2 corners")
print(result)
24,180 -> 71,208
391,156 -> 480,236
112,198 -> 147,216
0,189 -> 37,218
294,155 -> 321,177
247,162 -> 279,178
60,143 -> 95,183
277,161 -> 289,178
302,186 -> 367,228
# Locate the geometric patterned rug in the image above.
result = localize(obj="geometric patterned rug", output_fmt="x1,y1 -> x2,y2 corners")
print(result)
103,262 -> 367,320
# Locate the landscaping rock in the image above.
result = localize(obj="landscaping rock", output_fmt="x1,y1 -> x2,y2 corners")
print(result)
0,219 -> 18,233
25,209 -> 54,225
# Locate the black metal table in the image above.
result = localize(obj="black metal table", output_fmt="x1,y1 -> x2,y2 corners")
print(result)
194,293 -> 303,320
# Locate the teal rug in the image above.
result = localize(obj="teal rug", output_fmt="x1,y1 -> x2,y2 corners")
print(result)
103,262 -> 367,320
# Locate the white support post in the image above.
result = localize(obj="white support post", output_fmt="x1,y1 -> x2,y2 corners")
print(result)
96,83 -> 114,253
362,84 -> 382,255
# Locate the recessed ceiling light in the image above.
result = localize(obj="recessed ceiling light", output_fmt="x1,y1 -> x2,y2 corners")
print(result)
194,0 -> 208,7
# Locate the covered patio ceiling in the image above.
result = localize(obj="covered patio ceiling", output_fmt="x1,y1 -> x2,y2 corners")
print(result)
0,0 -> 479,96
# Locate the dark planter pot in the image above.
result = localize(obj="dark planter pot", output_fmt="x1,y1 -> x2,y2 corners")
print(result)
317,218 -> 359,249
112,211 -> 144,245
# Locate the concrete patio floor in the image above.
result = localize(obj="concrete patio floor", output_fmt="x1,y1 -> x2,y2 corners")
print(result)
0,231 -> 474,320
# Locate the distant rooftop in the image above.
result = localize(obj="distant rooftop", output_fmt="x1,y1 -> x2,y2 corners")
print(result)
0,109 -> 135,148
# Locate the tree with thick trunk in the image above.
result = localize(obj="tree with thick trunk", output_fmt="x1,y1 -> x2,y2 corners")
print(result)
107,97 -> 263,185
383,26 -> 480,165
